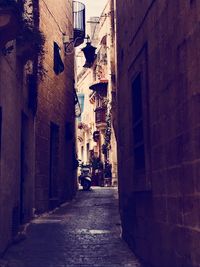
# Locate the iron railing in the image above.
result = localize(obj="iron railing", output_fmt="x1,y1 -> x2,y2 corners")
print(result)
73,1 -> 85,47
95,107 -> 107,124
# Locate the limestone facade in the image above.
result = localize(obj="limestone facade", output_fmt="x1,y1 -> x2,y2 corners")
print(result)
76,0 -> 118,186
35,0 -> 76,213
115,0 -> 200,266
0,0 -> 76,254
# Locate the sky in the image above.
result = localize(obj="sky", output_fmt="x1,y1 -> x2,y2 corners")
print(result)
80,0 -> 108,19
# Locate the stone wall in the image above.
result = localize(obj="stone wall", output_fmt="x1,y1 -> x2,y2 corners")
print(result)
0,0 -> 76,254
115,1 -> 200,266
0,48 -> 21,254
0,47 -> 35,254
35,0 -> 76,213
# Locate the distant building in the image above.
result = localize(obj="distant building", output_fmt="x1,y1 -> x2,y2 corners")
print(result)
76,0 -> 118,186
115,0 -> 200,266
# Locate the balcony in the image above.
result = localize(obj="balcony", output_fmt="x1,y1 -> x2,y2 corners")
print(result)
89,79 -> 108,96
73,1 -> 85,47
95,107 -> 107,130
0,0 -> 20,48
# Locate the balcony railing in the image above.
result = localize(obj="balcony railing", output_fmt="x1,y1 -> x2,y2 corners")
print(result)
73,1 -> 85,47
95,107 -> 107,126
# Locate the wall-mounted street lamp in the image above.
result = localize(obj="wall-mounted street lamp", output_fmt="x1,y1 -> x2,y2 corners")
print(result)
62,1 -> 97,68
81,36 -> 97,68
63,34 -> 97,68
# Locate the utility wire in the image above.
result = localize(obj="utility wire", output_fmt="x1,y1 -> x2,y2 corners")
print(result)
41,0 -> 65,34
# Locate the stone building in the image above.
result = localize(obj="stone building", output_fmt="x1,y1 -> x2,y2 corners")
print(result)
115,0 -> 200,266
0,0 -> 36,254
0,0 -> 80,254
76,65 -> 96,164
35,0 -> 77,212
76,0 -> 118,186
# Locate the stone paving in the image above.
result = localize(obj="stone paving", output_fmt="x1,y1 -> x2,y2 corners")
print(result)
2,187 -> 141,267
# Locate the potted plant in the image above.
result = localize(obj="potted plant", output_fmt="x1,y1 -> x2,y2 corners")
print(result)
17,24 -> 45,63
102,144 -> 107,155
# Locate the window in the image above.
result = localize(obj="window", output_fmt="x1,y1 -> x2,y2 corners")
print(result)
27,74 -> 37,115
132,74 -> 145,170
129,43 -> 151,191
53,42 -> 64,75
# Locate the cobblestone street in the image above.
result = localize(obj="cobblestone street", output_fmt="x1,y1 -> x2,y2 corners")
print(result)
2,188 -> 141,267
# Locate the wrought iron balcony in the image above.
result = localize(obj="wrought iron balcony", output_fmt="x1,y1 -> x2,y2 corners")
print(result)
95,107 -> 107,129
73,1 -> 85,47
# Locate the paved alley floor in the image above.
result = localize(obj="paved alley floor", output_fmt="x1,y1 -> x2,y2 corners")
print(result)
2,188 -> 141,267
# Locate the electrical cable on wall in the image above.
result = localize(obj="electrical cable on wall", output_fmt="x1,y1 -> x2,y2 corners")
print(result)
41,0 -> 65,34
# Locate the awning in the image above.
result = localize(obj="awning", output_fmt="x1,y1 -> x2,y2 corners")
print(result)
89,79 -> 108,92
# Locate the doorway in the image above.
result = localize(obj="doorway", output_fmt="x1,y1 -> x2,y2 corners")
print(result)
49,122 -> 59,200
20,112 -> 29,224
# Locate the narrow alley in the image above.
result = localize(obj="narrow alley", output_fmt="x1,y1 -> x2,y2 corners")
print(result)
1,188 -> 140,267
1,0 -> 200,266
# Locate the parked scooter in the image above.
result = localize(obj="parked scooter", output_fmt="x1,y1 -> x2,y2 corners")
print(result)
78,162 -> 92,191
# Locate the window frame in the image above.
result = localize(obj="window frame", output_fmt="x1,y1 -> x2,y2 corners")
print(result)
131,73 -> 146,171
128,43 -> 152,192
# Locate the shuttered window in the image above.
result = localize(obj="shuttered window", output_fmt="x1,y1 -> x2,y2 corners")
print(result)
132,74 -> 145,170
53,42 -> 64,75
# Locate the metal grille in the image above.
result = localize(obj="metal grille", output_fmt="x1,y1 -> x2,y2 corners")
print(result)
73,1 -> 85,46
